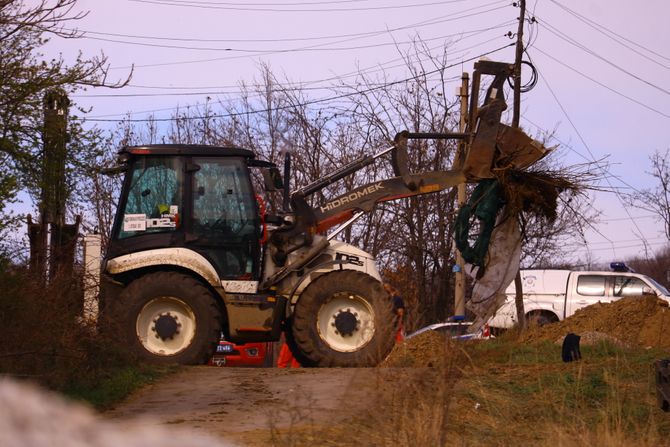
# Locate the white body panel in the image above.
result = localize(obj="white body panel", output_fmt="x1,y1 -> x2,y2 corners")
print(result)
326,240 -> 382,280
269,238 -> 382,302
489,269 -> 670,329
106,247 -> 221,287
104,239 -> 380,299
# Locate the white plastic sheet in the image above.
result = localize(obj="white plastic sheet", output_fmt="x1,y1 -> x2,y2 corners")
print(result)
466,212 -> 522,331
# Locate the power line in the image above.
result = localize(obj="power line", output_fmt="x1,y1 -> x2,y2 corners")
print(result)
82,42 -> 514,122
71,0 -> 507,44
602,215 -> 657,223
117,21 -> 512,91
129,0 -> 471,13
82,30 -> 506,118
549,0 -> 670,66
78,30 -> 510,102
520,113 -> 648,197
82,24 -> 505,54
568,239 -> 667,254
569,241 -> 668,258
531,46 -> 670,120
85,72 -> 461,118
536,17 -> 670,97
564,236 -> 665,248
105,2 -> 509,70
77,24 -> 510,104
532,58 -> 652,256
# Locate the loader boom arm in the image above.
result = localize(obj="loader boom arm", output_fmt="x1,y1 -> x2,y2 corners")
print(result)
265,60 -> 549,282
295,60 -> 548,234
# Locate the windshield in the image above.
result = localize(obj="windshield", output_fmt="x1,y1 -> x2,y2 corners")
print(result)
116,156 -> 182,239
646,276 -> 670,296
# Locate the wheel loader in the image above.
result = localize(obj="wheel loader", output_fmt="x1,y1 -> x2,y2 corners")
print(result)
92,60 -> 548,366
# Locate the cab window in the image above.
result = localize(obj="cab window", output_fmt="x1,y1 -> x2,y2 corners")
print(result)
191,157 -> 259,279
613,276 -> 650,297
576,275 -> 606,296
192,158 -> 256,240
117,156 -> 182,239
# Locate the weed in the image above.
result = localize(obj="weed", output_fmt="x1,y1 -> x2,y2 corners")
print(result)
62,364 -> 177,410
0,264 -> 173,409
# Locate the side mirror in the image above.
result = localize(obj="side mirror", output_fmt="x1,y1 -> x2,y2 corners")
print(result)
262,167 -> 283,192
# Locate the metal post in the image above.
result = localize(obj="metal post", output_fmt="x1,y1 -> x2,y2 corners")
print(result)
512,0 -> 527,329
454,72 -> 469,317
512,0 -> 526,129
83,233 -> 102,322
282,151 -> 291,212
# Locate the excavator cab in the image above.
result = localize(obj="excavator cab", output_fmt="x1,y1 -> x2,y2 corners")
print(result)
108,144 -> 265,281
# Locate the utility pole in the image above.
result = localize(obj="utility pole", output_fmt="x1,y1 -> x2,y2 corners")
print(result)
454,72 -> 469,318
512,0 -> 527,329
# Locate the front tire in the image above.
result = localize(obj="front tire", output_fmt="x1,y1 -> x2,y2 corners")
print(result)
117,272 -> 222,365
289,270 -> 395,367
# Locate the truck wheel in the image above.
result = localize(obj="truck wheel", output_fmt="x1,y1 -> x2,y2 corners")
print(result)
118,272 -> 222,365
527,311 -> 557,327
289,270 -> 395,367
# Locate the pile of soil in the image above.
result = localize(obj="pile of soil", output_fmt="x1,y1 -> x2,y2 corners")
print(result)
384,296 -> 670,367
520,295 -> 670,349
383,331 -> 459,368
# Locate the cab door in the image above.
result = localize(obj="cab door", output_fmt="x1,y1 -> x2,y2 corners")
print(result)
611,275 -> 653,298
566,274 -> 609,317
187,157 -> 261,280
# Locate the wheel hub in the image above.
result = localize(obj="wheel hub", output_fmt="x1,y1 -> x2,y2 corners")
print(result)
153,313 -> 181,340
333,309 -> 359,336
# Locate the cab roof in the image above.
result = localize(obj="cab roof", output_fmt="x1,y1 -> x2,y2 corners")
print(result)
121,144 -> 255,158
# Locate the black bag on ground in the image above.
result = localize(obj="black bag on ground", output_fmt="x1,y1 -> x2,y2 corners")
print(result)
562,333 -> 581,362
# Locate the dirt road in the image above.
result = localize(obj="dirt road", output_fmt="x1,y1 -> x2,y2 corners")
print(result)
105,366 -> 384,446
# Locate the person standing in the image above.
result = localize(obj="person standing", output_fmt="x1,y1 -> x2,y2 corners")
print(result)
384,283 -> 406,342
277,333 -> 301,368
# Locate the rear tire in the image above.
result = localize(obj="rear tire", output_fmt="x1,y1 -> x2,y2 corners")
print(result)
115,272 -> 222,365
289,270 -> 395,367
527,311 -> 557,327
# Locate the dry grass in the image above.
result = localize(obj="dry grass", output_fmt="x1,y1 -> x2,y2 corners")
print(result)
445,335 -> 670,446
265,334 -> 670,446
0,265 -> 157,408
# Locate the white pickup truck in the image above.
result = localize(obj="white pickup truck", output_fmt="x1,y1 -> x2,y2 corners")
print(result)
488,266 -> 670,329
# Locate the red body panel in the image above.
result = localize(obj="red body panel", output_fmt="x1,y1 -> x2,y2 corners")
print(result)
209,341 -> 273,367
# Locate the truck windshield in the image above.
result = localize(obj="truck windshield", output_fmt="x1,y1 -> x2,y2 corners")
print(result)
647,277 -> 670,296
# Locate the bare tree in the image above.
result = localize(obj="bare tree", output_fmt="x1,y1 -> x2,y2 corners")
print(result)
627,148 -> 670,241
0,0 -> 130,259
334,40 -> 461,324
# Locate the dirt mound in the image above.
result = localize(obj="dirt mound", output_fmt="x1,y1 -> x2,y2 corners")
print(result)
383,331 -> 456,367
521,296 -> 670,349
383,331 -> 472,368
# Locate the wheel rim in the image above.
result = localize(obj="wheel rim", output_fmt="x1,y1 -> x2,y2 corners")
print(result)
316,291 -> 375,353
136,296 -> 197,356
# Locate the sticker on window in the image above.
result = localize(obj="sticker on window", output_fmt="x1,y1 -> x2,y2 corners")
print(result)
124,214 -> 147,232
147,217 -> 176,229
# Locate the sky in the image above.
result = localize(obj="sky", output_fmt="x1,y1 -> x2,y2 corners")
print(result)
27,0 -> 670,265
